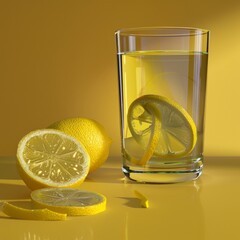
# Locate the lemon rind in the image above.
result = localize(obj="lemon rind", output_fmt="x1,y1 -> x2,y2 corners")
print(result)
2,202 -> 67,221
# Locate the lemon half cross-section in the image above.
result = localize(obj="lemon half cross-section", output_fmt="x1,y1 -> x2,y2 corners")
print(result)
31,188 -> 107,216
127,95 -> 197,165
17,129 -> 90,190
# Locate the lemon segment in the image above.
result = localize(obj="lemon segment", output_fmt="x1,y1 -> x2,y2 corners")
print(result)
49,118 -> 111,173
127,95 -> 197,164
17,129 -> 90,190
2,202 -> 67,221
31,188 -> 107,216
134,190 -> 149,208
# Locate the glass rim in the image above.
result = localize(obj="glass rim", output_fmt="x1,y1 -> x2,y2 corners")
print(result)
115,26 -> 209,37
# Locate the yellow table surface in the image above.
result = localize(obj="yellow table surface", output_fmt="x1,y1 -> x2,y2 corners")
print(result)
0,156 -> 239,240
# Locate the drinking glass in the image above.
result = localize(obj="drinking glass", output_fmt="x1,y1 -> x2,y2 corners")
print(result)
115,27 -> 209,183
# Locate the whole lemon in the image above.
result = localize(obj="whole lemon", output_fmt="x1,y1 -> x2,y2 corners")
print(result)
49,118 -> 111,173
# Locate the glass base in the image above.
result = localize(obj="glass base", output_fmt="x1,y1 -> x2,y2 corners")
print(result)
122,160 -> 203,183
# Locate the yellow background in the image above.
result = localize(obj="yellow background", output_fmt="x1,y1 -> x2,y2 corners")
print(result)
0,0 -> 240,157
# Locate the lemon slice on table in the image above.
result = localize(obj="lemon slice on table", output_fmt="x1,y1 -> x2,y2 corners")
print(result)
127,94 -> 197,165
31,188 -> 107,216
17,129 -> 90,190
2,202 -> 67,221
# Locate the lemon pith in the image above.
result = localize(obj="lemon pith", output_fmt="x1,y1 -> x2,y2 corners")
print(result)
17,129 -> 90,190
127,94 -> 197,165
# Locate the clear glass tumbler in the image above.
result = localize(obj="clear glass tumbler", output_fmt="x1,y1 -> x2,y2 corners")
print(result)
115,27 -> 209,183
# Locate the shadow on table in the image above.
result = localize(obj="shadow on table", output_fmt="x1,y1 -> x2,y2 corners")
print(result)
117,197 -> 143,208
86,167 -> 125,184
0,157 -> 20,180
0,183 -> 30,200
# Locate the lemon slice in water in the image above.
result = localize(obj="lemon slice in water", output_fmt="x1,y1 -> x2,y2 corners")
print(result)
31,188 -> 107,216
127,95 -> 197,165
17,129 -> 90,190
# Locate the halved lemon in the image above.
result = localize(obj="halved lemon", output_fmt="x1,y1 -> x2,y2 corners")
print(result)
17,129 -> 90,190
127,94 -> 197,165
48,117 -> 112,173
31,188 -> 106,216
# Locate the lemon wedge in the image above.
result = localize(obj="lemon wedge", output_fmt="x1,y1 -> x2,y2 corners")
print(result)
134,190 -> 149,208
2,202 -> 67,221
127,94 -> 197,165
31,188 -> 107,216
17,129 -> 90,190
